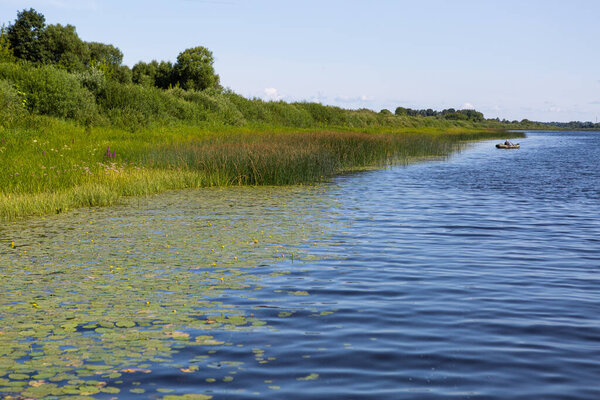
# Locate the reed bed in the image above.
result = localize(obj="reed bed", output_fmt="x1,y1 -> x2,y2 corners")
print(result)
0,115 -> 523,221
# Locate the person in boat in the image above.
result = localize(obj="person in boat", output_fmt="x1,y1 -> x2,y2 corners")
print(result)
504,139 -> 512,146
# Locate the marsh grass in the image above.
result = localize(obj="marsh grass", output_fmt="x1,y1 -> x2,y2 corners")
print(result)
0,115 -> 523,220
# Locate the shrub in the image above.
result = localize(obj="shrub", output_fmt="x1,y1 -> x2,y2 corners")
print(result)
0,79 -> 26,127
264,101 -> 313,127
225,93 -> 274,123
98,81 -> 205,129
75,66 -> 107,97
173,88 -> 245,126
295,102 -> 349,126
0,62 -> 98,124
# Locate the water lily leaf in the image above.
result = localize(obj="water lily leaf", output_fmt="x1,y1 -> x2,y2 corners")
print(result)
288,290 -> 309,296
297,373 -> 320,381
162,395 -> 213,400
0,186 -> 327,398
7,373 -> 28,380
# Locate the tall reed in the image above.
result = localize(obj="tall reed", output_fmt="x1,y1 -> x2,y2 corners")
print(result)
0,115 -> 523,220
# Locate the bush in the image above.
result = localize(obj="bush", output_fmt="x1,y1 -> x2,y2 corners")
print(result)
0,62 -> 98,124
225,93 -> 274,123
295,102 -> 349,126
98,81 -> 204,129
0,79 -> 26,127
264,101 -> 313,127
223,94 -> 315,127
75,66 -> 107,97
173,88 -> 245,126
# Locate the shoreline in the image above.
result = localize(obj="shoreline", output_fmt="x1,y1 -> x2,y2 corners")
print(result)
0,122 -> 524,222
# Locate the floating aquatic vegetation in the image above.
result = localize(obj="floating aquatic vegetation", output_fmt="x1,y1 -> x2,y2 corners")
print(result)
0,186 -> 338,398
297,373 -> 320,381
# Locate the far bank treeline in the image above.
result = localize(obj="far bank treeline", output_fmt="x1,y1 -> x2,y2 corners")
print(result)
0,8 -> 548,132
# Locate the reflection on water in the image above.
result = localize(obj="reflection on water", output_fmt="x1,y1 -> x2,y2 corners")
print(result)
2,131 -> 600,399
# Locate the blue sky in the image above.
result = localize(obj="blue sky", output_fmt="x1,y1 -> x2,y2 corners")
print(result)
2,0 -> 599,122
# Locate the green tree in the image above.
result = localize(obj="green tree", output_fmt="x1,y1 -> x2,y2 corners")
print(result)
443,112 -> 468,121
174,46 -> 219,91
113,64 -> 132,84
155,61 -> 174,89
132,60 -> 158,86
42,24 -> 90,71
0,25 -> 15,62
394,107 -> 408,116
7,8 -> 47,63
87,42 -> 125,82
133,60 -> 174,88
460,109 -> 484,122
87,42 -> 123,67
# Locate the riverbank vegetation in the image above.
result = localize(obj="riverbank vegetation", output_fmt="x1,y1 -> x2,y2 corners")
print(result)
0,9 -> 528,220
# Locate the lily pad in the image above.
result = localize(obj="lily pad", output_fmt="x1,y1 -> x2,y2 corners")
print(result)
297,373 -> 320,381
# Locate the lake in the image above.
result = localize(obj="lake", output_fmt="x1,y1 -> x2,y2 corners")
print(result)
1,131 -> 599,399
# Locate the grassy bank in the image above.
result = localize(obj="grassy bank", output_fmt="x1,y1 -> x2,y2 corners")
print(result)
0,60 -> 531,221
0,10 -> 544,221
0,113 -> 524,221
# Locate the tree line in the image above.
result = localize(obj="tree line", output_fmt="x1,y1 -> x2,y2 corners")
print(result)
540,121 -> 600,130
393,107 -> 485,122
0,8 -> 220,91
3,9 -> 596,130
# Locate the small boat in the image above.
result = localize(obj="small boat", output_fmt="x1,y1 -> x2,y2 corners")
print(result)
496,143 -> 520,149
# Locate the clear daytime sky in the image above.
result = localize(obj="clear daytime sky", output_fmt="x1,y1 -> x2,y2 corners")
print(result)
2,0 -> 600,122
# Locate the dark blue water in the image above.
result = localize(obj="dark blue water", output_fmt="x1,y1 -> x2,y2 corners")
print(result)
181,131 -> 600,399
3,131 -> 600,399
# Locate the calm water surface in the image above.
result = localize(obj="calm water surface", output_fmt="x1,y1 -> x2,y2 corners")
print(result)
1,131 -> 599,399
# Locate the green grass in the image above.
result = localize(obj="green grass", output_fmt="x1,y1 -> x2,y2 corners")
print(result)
0,114 -> 524,221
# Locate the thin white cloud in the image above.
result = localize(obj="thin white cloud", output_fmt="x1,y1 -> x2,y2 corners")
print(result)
461,102 -> 475,110
264,88 -> 281,101
308,93 -> 328,103
334,95 -> 373,103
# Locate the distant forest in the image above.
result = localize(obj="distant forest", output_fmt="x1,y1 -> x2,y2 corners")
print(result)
539,120 -> 600,130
